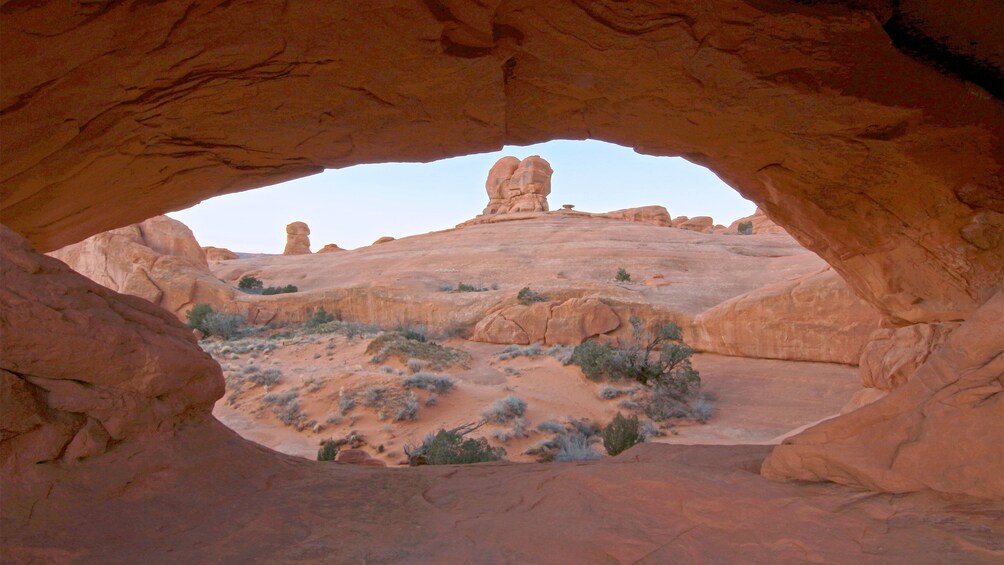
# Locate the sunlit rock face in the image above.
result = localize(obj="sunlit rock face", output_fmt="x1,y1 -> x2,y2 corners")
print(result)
0,0 -> 1001,523
48,216 -> 234,317
482,155 -> 553,215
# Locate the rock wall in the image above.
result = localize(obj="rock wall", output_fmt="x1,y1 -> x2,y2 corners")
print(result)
599,206 -> 672,227
727,208 -> 788,235
689,268 -> 883,365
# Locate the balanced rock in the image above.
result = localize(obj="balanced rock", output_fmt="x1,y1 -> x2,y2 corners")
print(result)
482,156 -> 553,215
283,222 -> 311,255
203,246 -> 239,261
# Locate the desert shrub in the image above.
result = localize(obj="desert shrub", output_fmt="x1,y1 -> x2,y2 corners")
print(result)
317,440 -> 339,461
481,395 -> 527,424
598,385 -> 637,400
263,390 -> 303,428
493,417 -> 530,443
406,359 -> 426,373
425,393 -> 439,407
452,282 -> 489,293
362,385 -> 386,407
602,412 -> 642,456
366,332 -> 470,369
238,276 -> 263,290
737,221 -> 753,235
203,312 -> 245,340
615,267 -> 631,282
394,393 -> 420,421
568,418 -> 601,438
186,303 -> 215,334
639,420 -> 663,440
536,420 -> 565,435
402,373 -> 455,393
517,286 -> 545,305
248,367 -> 281,387
338,393 -> 356,415
546,345 -> 575,365
396,324 -> 428,343
261,284 -> 298,295
554,434 -> 602,462
305,307 -> 335,329
498,344 -> 542,359
693,398 -> 714,422
570,340 -> 616,381
569,317 -> 701,420
405,422 -> 505,466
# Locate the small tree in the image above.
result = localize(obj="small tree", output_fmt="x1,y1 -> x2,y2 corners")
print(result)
306,307 -> 335,328
405,421 -> 505,466
602,412 -> 642,456
737,221 -> 753,235
186,303 -> 214,334
317,440 -> 339,461
615,268 -> 631,282
238,276 -> 263,290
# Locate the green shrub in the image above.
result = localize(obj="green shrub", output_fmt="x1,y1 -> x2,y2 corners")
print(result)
238,276 -> 263,290
203,312 -> 245,340
317,440 -> 339,461
737,221 -> 753,235
306,307 -> 335,328
570,340 -> 616,381
261,284 -> 298,295
405,422 -> 505,465
602,412 -> 642,456
403,373 -> 455,393
186,303 -> 215,334
517,286 -> 545,305
615,267 -> 631,282
366,332 -> 470,369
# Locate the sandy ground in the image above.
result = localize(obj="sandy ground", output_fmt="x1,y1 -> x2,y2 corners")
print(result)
209,329 -> 860,464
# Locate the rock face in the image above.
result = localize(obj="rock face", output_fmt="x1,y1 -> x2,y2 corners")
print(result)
204,246 -> 239,261
728,208 -> 787,235
472,297 -> 620,346
763,291 -> 1004,499
49,216 -> 233,316
283,222 -> 311,255
0,223 -> 223,479
857,322 -> 961,391
600,206 -> 672,227
316,243 -> 344,253
482,156 -> 552,215
689,268 -> 884,365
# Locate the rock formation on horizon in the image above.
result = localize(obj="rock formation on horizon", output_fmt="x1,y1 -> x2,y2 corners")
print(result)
600,205 -> 672,227
203,246 -> 239,261
727,208 -> 788,235
317,243 -> 345,253
283,221 -> 311,255
482,155 -> 553,215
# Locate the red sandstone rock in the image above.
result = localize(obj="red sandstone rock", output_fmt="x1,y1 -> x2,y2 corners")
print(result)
335,448 -> 387,467
471,297 -> 620,346
316,243 -> 345,253
673,216 -> 715,233
762,291 -> 1004,499
728,208 -> 788,235
203,246 -> 239,261
0,225 -> 223,473
689,268 -> 883,365
283,221 -> 311,255
48,216 -> 234,316
858,322 -> 961,391
482,155 -> 552,215
600,206 -> 672,227
372,236 -> 395,245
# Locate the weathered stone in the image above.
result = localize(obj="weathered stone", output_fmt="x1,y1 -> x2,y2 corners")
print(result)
482,155 -> 552,215
600,206 -> 672,227
204,246 -> 240,261
858,322 -> 961,391
283,221 -> 311,255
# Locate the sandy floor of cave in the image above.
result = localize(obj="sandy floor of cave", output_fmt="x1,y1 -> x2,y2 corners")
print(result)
208,329 -> 860,463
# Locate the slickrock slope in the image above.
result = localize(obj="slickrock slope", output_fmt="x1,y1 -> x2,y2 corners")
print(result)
48,216 -> 233,317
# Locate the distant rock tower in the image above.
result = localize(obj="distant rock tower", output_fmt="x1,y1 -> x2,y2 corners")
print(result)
283,221 -> 311,255
483,155 -> 553,215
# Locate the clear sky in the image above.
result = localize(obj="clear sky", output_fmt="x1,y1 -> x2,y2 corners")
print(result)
168,140 -> 755,253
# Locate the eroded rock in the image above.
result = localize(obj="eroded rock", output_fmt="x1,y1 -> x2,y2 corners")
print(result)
283,221 -> 311,255
482,155 -> 552,215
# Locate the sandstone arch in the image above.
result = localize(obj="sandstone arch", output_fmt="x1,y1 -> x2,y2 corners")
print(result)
1,1 -> 1002,560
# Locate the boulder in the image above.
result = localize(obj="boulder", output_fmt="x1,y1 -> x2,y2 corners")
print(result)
673,216 -> 715,233
317,243 -> 345,253
48,216 -> 233,316
283,221 -> 311,255
471,298 -> 620,346
372,236 -> 395,245
203,246 -> 239,261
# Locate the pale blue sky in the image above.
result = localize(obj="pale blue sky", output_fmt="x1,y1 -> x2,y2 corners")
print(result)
169,140 -> 755,253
